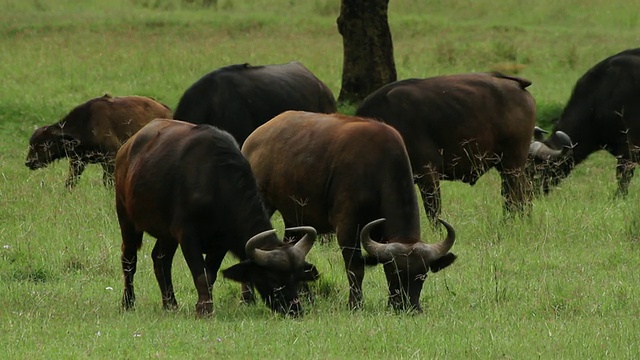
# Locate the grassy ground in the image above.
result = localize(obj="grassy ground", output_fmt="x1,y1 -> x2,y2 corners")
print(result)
2,0 -> 640,358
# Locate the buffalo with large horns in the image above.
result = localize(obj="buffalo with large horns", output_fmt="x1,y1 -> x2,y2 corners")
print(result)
115,118 -> 319,317
242,111 -> 457,311
529,48 -> 640,197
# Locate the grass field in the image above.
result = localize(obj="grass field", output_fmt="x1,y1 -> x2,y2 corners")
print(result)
2,0 -> 640,358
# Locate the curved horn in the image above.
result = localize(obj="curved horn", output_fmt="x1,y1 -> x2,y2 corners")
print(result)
429,219 -> 456,256
360,218 -> 391,261
245,227 -> 317,270
286,226 -> 317,261
360,218 -> 397,262
529,141 -> 565,160
554,131 -> 573,148
361,218 -> 456,264
533,126 -> 548,141
529,130 -> 573,160
245,229 -> 287,268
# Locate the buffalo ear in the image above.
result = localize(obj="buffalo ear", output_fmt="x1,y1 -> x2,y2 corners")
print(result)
222,260 -> 254,283
429,253 -> 457,273
299,262 -> 320,282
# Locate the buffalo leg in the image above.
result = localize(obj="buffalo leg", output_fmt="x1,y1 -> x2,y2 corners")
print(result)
240,284 -> 256,304
615,158 -> 635,198
118,212 -> 143,311
151,238 -> 179,310
203,250 -> 226,305
179,227 -> 216,316
101,161 -> 115,187
66,159 -> 86,188
500,169 -> 525,214
497,159 -> 531,217
417,176 -> 441,225
338,225 -> 365,310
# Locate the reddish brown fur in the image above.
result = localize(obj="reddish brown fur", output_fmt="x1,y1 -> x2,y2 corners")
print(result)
25,94 -> 172,188
242,111 -> 456,311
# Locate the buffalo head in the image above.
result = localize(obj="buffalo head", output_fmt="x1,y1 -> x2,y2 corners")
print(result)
360,218 -> 457,312
222,226 -> 318,317
25,125 -> 80,170
528,130 -> 574,195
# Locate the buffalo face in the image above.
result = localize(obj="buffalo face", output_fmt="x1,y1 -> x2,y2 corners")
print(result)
223,261 -> 319,316
25,125 -> 79,169
360,218 -> 457,312
222,227 -> 318,317
527,130 -> 574,195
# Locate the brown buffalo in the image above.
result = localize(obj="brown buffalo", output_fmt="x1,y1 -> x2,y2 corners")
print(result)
115,118 -> 318,317
356,72 -> 537,222
242,111 -> 457,311
26,94 -> 172,188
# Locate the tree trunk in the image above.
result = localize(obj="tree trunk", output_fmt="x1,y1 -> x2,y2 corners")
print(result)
337,0 -> 397,106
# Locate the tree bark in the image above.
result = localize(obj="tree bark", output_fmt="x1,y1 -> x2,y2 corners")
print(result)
337,0 -> 397,105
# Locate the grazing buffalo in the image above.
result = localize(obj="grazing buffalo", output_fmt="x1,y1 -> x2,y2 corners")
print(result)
25,94 -> 172,188
173,62 -> 337,145
115,119 -> 318,317
356,72 -> 537,222
529,48 -> 640,197
242,111 -> 457,311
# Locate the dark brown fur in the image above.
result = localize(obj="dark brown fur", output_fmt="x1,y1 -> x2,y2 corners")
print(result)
115,119 -> 318,317
356,72 -> 537,221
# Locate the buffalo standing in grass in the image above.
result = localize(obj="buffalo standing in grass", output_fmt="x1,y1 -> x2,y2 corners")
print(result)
173,62 -> 337,146
115,119 -> 319,317
529,48 -> 640,197
242,111 -> 456,311
356,72 -> 537,222
25,94 -> 172,188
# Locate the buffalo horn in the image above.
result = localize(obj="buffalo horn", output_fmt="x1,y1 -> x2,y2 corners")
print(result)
533,126 -> 548,141
245,229 -> 284,268
245,227 -> 316,270
360,218 -> 455,263
413,219 -> 456,261
529,130 -> 573,160
286,226 -> 317,260
529,141 -> 565,160
555,131 -> 573,148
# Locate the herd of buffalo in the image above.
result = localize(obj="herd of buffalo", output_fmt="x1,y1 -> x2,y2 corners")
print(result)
24,48 -> 640,317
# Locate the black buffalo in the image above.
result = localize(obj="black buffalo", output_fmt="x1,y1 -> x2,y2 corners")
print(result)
529,48 -> 640,197
115,118 -> 318,317
242,111 -> 456,312
173,62 -> 337,145
356,72 -> 537,222
26,94 -> 172,188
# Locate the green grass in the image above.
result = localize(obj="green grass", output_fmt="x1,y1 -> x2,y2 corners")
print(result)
3,0 -> 640,358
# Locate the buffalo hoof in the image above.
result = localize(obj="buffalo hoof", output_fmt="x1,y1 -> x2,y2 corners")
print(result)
122,293 -> 135,311
162,298 -> 179,311
195,301 -> 214,317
